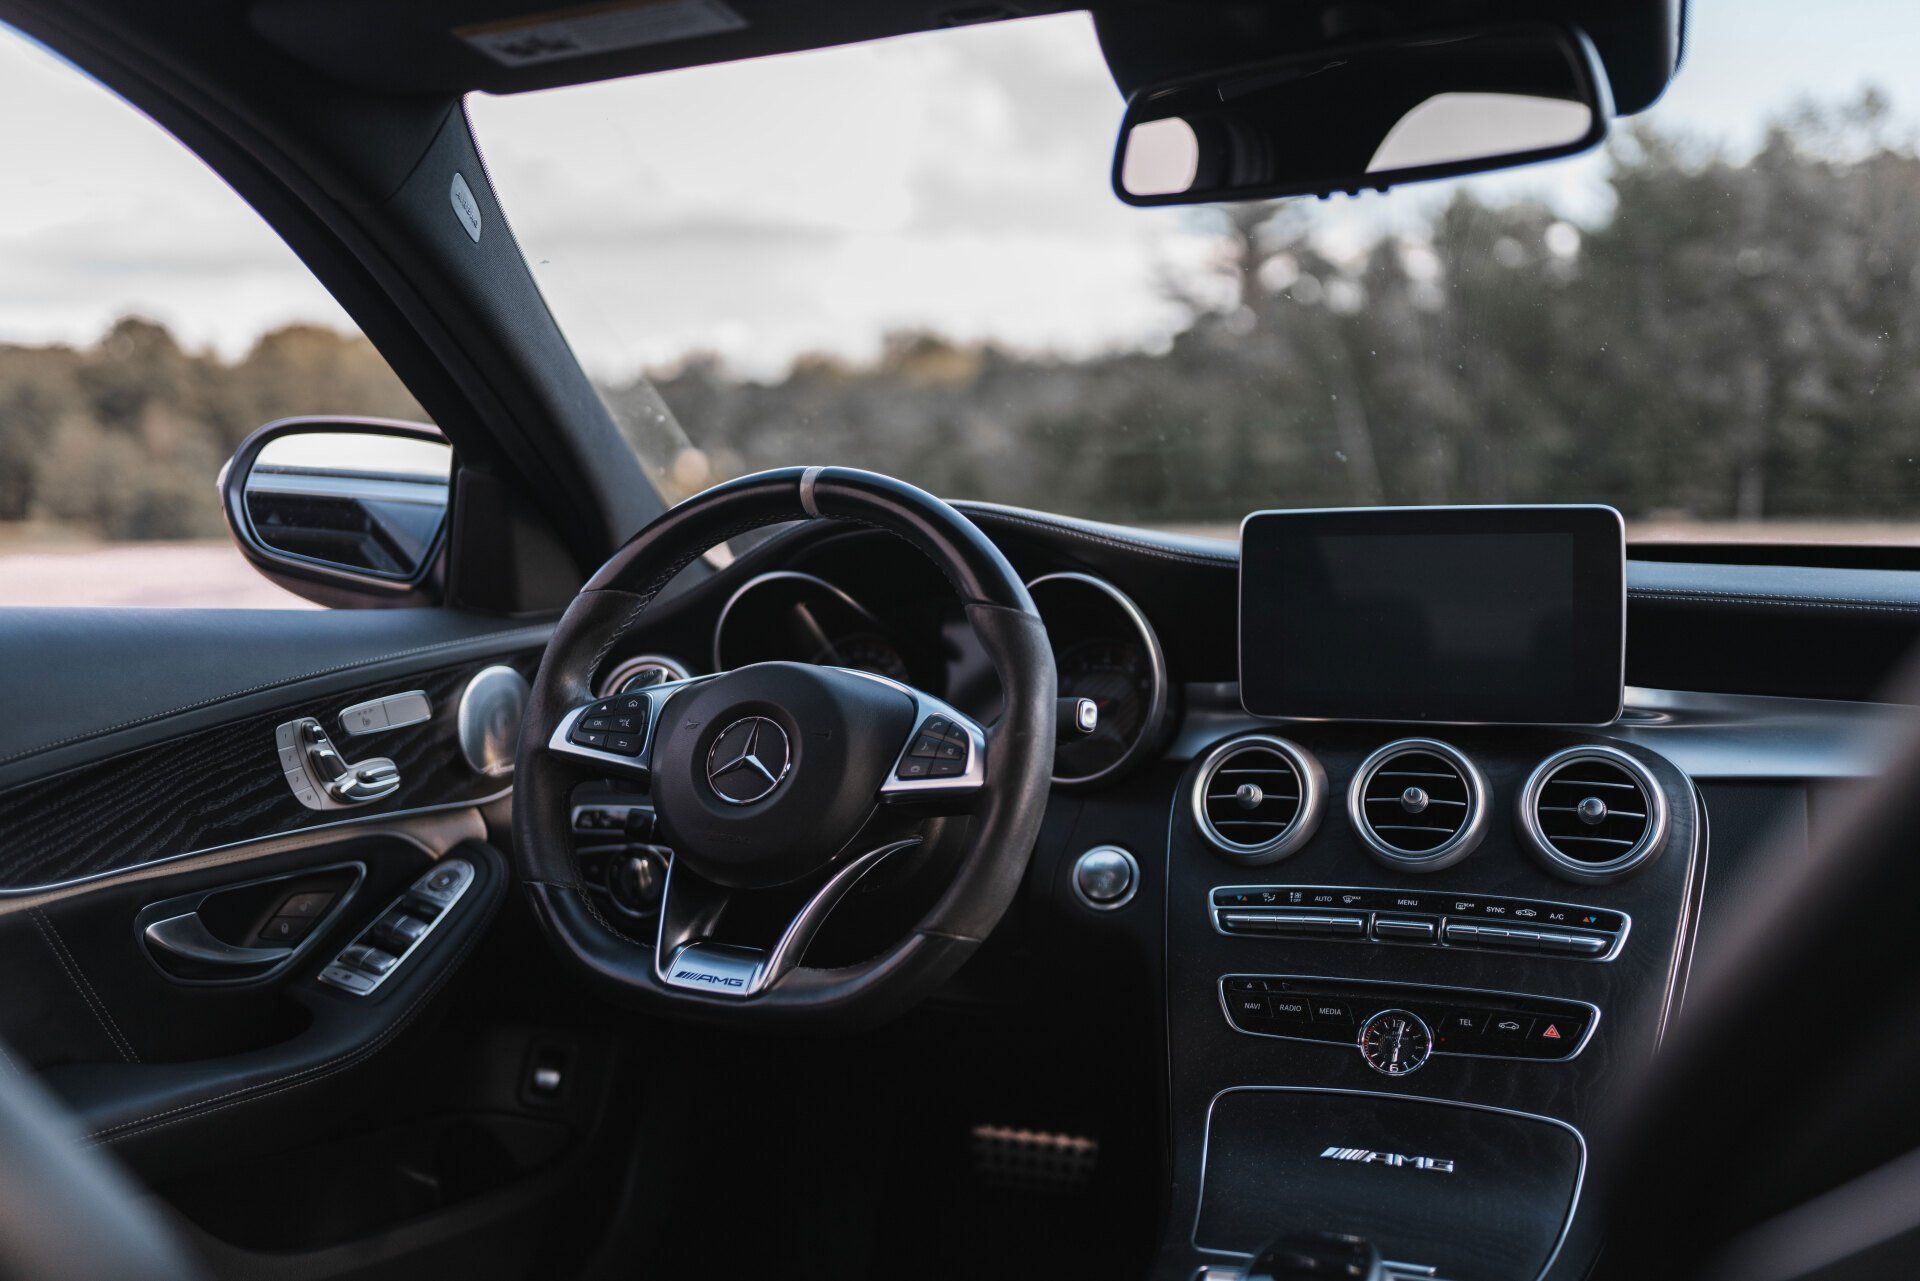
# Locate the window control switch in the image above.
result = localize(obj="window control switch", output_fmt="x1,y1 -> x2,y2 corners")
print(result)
374,912 -> 429,950
341,945 -> 399,975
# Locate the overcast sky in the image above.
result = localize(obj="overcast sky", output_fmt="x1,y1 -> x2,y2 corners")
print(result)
0,1 -> 1911,379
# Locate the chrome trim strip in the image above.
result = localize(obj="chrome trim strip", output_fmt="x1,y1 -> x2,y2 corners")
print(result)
1345,738 -> 1490,871
1026,571 -> 1172,787
653,837 -> 924,997
711,570 -> 887,675
760,837 -> 922,985
1206,882 -> 1631,963
1173,682 -> 1904,781
1517,744 -> 1672,882
1214,974 -> 1603,1064
598,653 -> 694,698
1190,1083 -> 1587,1281
1188,734 -> 1325,862
0,791 -> 508,899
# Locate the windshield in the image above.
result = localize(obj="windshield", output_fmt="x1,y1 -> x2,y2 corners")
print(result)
467,5 -> 1920,545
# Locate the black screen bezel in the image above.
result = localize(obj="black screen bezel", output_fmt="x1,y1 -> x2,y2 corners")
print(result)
1238,505 -> 1626,726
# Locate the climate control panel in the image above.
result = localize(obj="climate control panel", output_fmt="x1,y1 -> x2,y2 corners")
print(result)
1210,884 -> 1628,960
1221,974 -> 1597,1072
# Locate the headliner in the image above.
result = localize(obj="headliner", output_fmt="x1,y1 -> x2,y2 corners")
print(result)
245,0 -> 1683,113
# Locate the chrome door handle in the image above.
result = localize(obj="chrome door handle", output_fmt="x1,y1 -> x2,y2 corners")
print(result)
143,913 -> 293,971
277,717 -> 402,810
331,759 -> 401,803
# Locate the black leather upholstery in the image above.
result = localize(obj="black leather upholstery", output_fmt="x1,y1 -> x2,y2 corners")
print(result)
0,1054 -> 204,1281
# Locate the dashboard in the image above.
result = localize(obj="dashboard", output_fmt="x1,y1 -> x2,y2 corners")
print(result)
563,499 -> 1904,1281
597,541 -> 1178,790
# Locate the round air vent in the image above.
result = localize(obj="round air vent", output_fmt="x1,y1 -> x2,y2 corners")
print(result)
1520,746 -> 1669,882
1347,739 -> 1488,871
1190,735 -> 1326,864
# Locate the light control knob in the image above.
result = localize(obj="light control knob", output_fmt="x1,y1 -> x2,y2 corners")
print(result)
1071,845 -> 1139,910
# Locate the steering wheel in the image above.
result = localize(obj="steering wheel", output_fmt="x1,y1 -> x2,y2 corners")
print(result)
511,467 -> 1057,1026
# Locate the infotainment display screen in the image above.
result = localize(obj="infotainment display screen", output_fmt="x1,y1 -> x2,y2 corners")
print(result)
1239,505 -> 1625,725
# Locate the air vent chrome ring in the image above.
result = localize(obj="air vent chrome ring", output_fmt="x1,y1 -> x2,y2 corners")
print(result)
600,653 -> 694,697
1519,745 -> 1669,883
1190,735 -> 1326,864
1346,738 -> 1488,872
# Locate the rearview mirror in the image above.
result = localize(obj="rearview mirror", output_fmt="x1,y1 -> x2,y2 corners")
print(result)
221,417 -> 452,605
1113,24 -> 1611,206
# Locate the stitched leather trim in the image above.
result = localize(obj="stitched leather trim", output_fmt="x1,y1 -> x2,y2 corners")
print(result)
1630,589 -> 1920,614
31,907 -> 139,1064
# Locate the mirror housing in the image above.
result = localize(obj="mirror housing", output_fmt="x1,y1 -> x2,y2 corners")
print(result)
1113,24 -> 1612,206
220,417 -> 452,608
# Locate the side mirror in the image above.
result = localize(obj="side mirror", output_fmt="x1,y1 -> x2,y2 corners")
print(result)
221,417 -> 452,606
1113,24 -> 1611,206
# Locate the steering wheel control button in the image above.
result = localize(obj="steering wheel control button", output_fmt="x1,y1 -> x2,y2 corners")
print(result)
896,713 -> 973,780
1210,883 -> 1628,960
1219,975 -> 1597,1063
564,696 -> 653,758
320,859 -> 477,997
1070,845 -> 1139,910
1358,1009 -> 1433,1076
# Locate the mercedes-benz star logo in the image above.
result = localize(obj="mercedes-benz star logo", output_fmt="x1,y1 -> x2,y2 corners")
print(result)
704,717 -> 792,804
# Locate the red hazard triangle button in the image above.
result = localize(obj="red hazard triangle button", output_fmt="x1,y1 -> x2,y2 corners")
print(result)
1541,1024 -> 1562,1040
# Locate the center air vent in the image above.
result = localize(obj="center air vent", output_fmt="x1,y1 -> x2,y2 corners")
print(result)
1347,739 -> 1488,871
1520,746 -> 1669,883
1191,735 -> 1326,864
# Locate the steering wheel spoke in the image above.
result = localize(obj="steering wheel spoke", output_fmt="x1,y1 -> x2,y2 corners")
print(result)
654,836 -> 923,997
831,669 -> 988,806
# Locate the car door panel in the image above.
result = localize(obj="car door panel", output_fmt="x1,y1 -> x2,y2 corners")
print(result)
0,608 -> 552,792
0,606 -> 550,1185
26,838 -> 508,1179
0,638 -> 543,893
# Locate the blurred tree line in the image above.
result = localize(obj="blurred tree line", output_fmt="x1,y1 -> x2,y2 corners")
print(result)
3,92 -> 1916,545
0,320 -> 421,541
613,91 -> 1920,528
